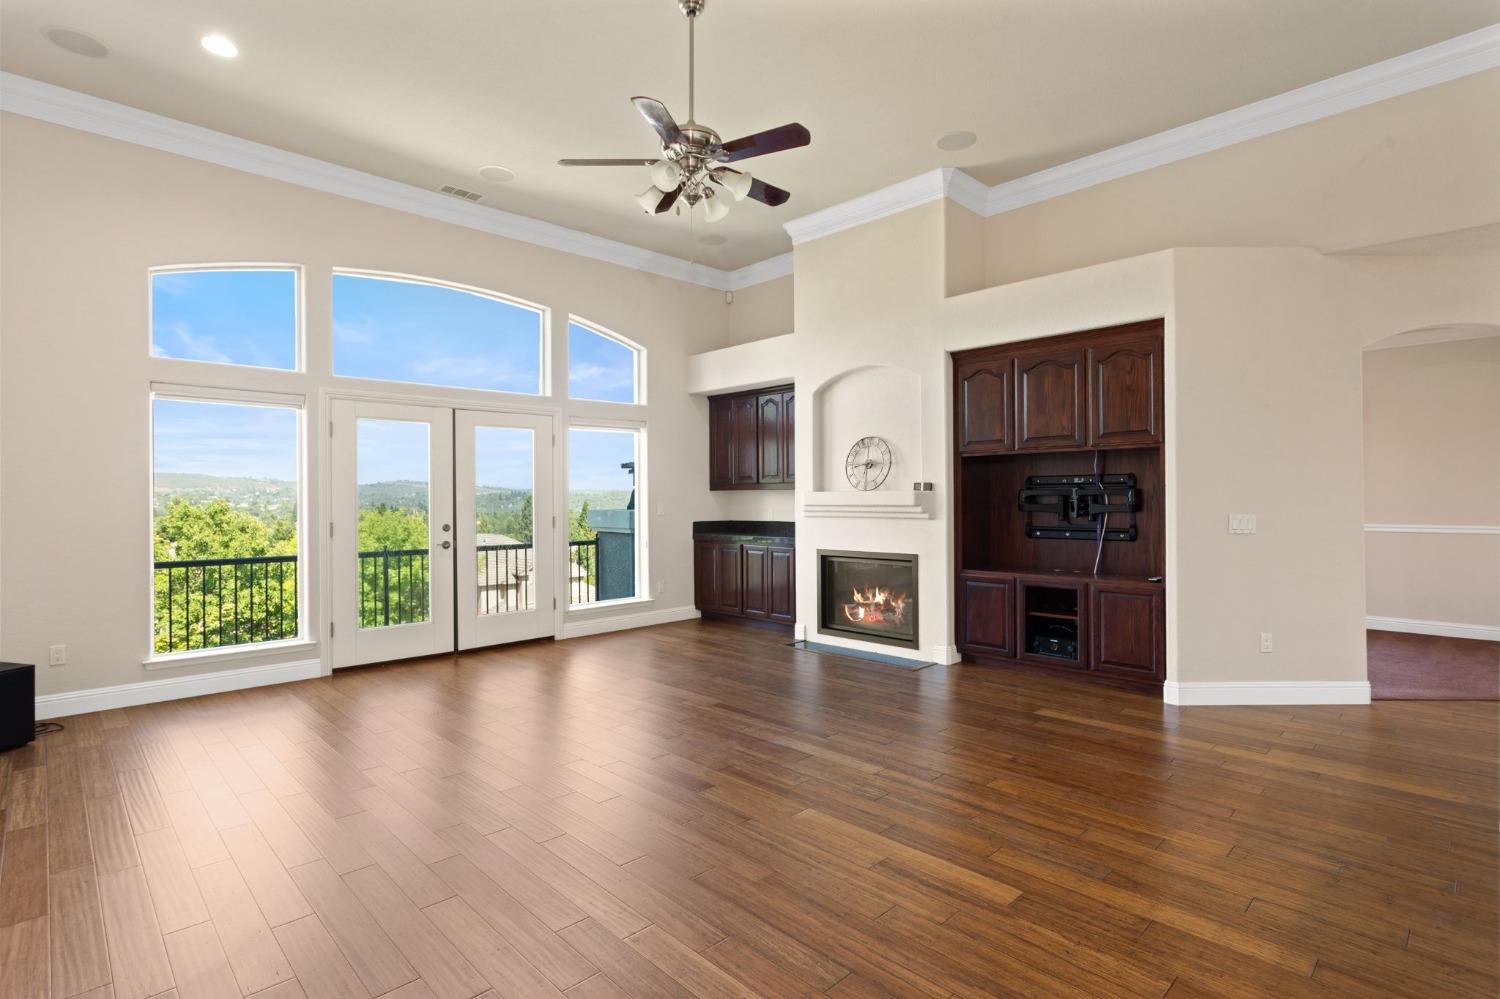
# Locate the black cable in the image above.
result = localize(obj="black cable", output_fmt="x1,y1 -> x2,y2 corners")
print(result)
1092,450 -> 1107,576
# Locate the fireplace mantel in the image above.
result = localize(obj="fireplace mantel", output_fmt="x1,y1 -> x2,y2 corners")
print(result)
801,490 -> 932,520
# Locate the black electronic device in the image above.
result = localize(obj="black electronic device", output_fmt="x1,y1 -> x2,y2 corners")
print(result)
0,662 -> 35,752
1019,472 -> 1140,541
1027,622 -> 1079,660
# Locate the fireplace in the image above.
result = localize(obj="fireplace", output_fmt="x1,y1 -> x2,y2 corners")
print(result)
818,550 -> 919,649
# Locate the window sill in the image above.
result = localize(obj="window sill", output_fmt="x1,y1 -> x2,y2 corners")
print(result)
566,596 -> 655,615
143,638 -> 318,671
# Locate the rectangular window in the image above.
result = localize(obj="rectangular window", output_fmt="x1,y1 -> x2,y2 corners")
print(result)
567,427 -> 641,606
150,267 -> 299,370
333,272 -> 544,394
152,395 -> 301,654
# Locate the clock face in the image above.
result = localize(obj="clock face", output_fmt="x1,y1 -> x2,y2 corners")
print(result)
845,437 -> 893,491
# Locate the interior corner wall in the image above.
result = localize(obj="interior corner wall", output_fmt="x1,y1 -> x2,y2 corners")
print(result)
1362,336 -> 1500,630
0,111 -> 731,699
1170,248 -> 1370,684
716,274 -> 794,351
982,68 -> 1500,286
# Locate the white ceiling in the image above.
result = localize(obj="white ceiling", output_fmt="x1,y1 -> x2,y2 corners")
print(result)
3,1 -> 1496,270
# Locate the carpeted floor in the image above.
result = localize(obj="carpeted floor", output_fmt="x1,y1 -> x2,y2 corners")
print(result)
1368,629 -> 1500,700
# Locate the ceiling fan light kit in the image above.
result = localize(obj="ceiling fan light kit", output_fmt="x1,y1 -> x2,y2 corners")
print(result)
560,0 -> 810,220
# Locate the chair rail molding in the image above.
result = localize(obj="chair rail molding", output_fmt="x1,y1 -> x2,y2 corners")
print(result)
1363,523 -> 1500,535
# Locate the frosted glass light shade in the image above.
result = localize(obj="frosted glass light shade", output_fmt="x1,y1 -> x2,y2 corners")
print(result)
650,159 -> 682,190
718,170 -> 752,201
703,194 -> 730,222
636,186 -> 666,213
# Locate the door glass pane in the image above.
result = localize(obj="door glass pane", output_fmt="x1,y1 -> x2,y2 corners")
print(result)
474,427 -> 535,615
567,428 -> 639,605
356,419 -> 431,628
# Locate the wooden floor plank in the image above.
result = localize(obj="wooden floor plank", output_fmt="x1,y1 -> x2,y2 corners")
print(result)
5,619 -> 1495,997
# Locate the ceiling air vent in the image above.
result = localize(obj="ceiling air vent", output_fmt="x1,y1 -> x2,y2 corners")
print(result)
436,184 -> 484,202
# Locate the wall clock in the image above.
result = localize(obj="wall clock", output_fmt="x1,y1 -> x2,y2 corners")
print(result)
845,437 -> 893,491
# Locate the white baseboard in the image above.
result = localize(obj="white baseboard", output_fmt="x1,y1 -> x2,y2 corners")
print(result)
36,658 -> 323,720
1164,680 -> 1371,706
559,605 -> 700,640
930,645 -> 962,666
1367,615 -> 1500,642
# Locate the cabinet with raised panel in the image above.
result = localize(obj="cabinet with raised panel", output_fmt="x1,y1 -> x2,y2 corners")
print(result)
708,385 -> 794,489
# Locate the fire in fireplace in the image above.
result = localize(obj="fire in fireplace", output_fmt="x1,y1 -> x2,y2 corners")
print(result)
818,550 -> 918,649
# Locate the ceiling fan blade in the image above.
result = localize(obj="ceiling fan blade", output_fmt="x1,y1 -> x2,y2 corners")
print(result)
632,96 -> 681,146
655,183 -> 684,214
713,123 -> 811,163
558,158 -> 656,166
745,178 -> 791,207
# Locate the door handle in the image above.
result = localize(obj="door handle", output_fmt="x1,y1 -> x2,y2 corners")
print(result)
440,540 -> 451,550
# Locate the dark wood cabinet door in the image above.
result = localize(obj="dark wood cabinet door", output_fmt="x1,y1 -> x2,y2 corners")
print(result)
731,395 -> 758,485
768,545 -> 795,624
693,540 -> 719,610
782,392 -> 795,484
958,573 -> 1016,657
1091,584 -> 1163,678
756,394 -> 785,484
742,544 -> 770,619
1088,334 -> 1162,447
708,396 -> 733,490
714,542 -> 743,613
1015,349 -> 1085,451
956,359 -> 1013,453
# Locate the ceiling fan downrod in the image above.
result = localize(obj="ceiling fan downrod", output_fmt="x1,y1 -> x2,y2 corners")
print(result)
681,0 -> 702,125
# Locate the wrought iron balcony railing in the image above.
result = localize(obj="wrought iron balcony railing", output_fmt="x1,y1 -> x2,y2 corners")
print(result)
154,538 -> 602,654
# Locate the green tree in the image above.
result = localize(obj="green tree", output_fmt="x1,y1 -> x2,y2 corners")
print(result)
357,504 -> 428,552
152,498 -> 298,654
570,499 -> 595,542
355,505 -> 431,628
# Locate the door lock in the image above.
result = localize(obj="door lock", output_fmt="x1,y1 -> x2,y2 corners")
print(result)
440,540 -> 451,549
442,523 -> 451,532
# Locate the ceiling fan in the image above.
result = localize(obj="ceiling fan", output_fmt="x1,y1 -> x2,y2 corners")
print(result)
558,0 -> 810,221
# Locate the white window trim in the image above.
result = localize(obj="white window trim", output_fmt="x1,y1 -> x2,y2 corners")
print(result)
148,263 -> 305,373
331,268 -> 551,397
565,422 -> 647,610
147,386 -> 309,665
567,316 -> 646,406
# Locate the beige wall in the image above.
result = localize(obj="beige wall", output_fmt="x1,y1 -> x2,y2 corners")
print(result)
0,112 -> 733,697
983,69 -> 1500,286
1363,336 -> 1500,629
718,275 -> 794,351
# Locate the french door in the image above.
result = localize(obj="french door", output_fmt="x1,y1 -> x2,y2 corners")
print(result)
330,399 -> 555,668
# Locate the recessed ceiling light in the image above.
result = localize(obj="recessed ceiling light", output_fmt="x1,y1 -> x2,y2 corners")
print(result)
478,165 -> 515,183
200,33 -> 238,58
936,130 -> 977,152
697,234 -> 728,246
44,26 -> 109,58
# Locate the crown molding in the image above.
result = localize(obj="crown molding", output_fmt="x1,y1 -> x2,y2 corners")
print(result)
0,72 -> 793,293
725,252 -> 793,290
784,24 -> 1500,244
782,167 -> 990,245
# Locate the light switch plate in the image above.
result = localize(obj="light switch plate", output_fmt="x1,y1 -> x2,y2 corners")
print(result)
1229,514 -> 1257,535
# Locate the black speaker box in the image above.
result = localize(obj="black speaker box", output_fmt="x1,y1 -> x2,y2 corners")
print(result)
0,662 -> 36,752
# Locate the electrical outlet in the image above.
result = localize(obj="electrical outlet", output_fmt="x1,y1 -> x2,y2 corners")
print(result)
656,580 -> 665,595
49,644 -> 67,666
1259,633 -> 1273,654
1229,514 -> 1257,535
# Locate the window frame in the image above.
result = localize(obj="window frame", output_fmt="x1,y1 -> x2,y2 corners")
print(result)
331,268 -> 551,398
567,317 -> 645,406
565,420 -> 648,611
145,383 -> 310,666
147,263 -> 305,373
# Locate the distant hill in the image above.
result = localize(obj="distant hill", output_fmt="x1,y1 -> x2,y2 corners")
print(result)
156,473 -> 631,523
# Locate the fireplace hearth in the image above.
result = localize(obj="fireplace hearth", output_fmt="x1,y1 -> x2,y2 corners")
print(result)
818,550 -> 918,649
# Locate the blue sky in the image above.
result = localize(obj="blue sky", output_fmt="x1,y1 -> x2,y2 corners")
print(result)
154,399 -> 298,479
569,428 -> 636,493
475,426 -> 534,490
356,419 -> 429,485
568,323 -> 637,403
334,274 -> 542,393
151,269 -> 297,369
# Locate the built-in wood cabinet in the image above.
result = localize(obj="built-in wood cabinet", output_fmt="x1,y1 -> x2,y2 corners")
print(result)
709,386 -> 794,489
955,321 -> 1162,456
953,320 -> 1166,692
694,534 -> 794,626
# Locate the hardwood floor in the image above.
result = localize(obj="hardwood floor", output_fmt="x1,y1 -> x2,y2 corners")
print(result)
2,618 -> 1496,998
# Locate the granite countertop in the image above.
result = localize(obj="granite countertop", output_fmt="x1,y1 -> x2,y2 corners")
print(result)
692,520 -> 795,540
